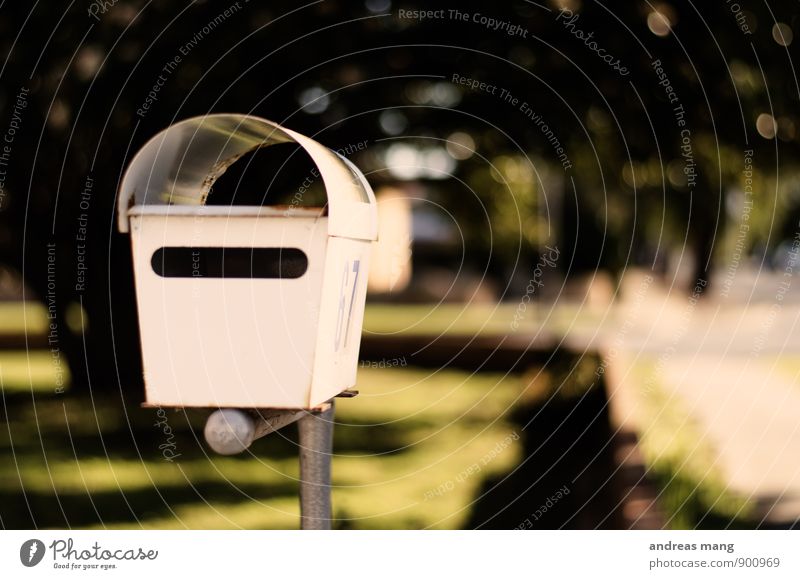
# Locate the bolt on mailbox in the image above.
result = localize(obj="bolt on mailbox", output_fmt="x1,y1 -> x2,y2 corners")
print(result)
117,114 -> 378,409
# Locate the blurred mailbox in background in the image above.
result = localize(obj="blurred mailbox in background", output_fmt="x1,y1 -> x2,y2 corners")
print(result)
117,114 -> 378,409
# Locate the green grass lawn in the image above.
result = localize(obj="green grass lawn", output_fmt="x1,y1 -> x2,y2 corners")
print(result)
0,300 -> 772,529
363,302 -> 606,338
0,301 -> 51,336
0,366 -> 526,529
0,300 -> 569,529
0,351 -> 69,392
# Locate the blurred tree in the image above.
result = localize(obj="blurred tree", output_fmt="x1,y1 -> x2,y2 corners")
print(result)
0,0 -> 797,391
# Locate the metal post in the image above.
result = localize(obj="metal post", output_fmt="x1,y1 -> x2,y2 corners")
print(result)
298,400 -> 335,530
203,401 -> 336,530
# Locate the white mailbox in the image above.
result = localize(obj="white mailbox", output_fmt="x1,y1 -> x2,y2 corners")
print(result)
117,114 -> 377,409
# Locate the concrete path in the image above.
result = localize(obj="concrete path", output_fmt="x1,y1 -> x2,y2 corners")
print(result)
660,355 -> 800,523
583,271 -> 800,525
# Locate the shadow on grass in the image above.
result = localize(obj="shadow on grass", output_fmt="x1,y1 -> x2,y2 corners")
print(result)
464,384 -> 625,529
0,390 -> 423,528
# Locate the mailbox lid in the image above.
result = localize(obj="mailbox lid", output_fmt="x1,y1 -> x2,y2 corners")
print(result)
117,114 -> 377,241
127,205 -> 326,220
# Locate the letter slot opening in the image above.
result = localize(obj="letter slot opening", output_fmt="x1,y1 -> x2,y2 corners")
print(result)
151,247 -> 309,279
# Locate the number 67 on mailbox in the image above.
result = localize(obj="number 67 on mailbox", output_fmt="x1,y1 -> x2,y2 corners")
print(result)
117,114 -> 378,410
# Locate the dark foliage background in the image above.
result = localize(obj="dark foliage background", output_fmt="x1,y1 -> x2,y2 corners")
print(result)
0,0 -> 797,391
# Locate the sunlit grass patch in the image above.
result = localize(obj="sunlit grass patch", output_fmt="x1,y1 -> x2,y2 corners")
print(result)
363,303 -> 519,336
1,363 -> 531,529
769,355 -> 800,386
0,350 -> 69,393
94,497 -> 301,530
363,302 -> 606,339
0,301 -> 49,336
630,359 -> 753,528
344,366 -> 524,424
